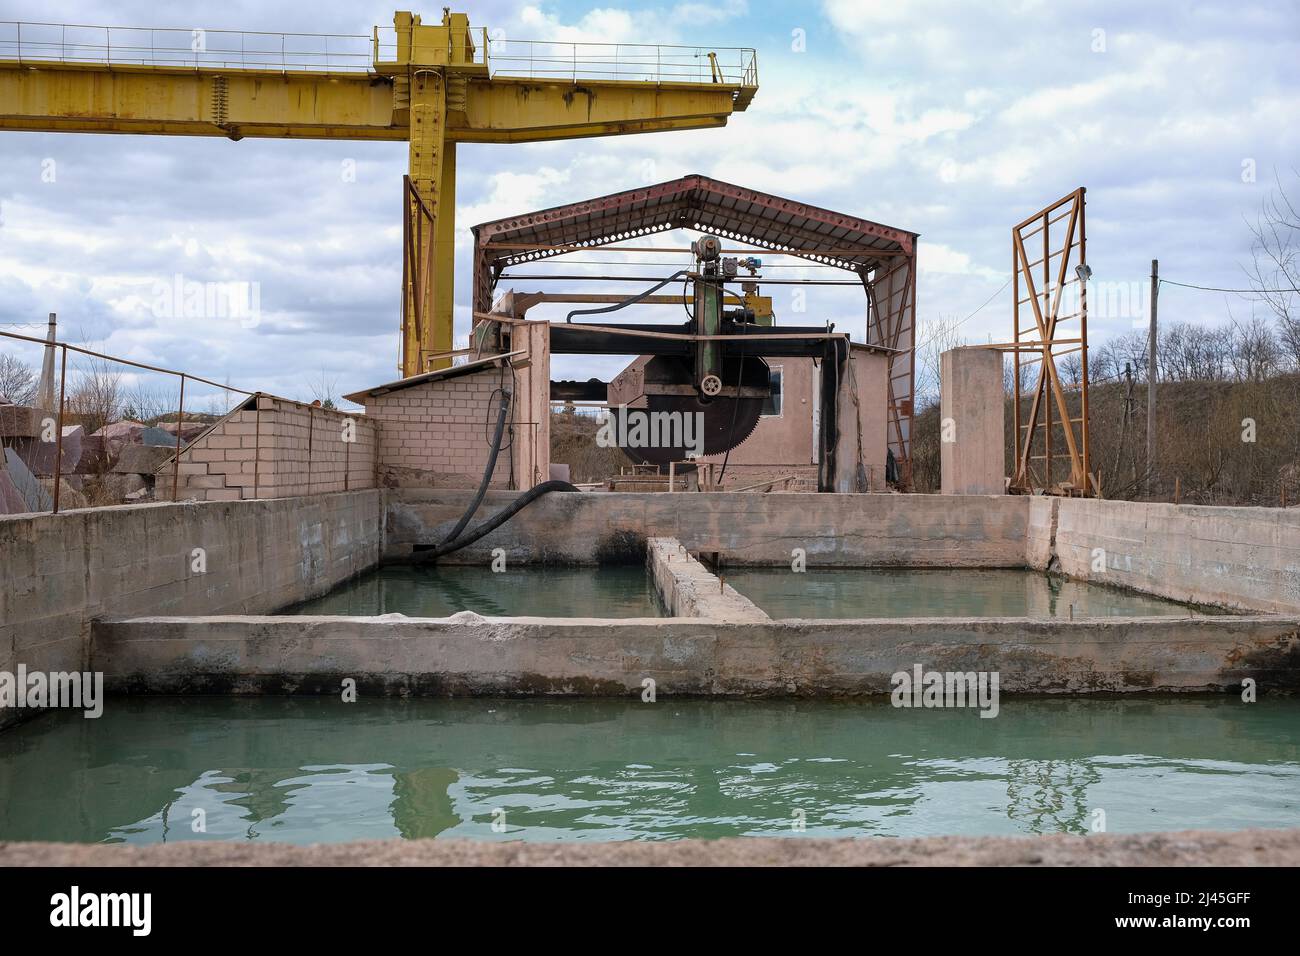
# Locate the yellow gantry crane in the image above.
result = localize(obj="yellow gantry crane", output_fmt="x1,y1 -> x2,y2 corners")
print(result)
0,10 -> 758,374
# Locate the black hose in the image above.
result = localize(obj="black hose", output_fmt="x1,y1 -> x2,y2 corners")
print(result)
410,480 -> 580,563
565,271 -> 688,323
716,328 -> 747,486
438,389 -> 511,548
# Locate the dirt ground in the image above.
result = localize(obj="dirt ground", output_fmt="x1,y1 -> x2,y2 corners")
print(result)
3,828 -> 1297,866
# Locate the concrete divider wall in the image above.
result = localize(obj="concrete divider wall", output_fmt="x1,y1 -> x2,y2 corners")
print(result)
646,537 -> 768,620
1038,498 -> 1300,613
387,490 -> 1032,567
0,489 -> 382,728
93,613 -> 1300,696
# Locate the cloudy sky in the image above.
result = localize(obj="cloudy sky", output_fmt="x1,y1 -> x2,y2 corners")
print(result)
1,0 -> 1296,409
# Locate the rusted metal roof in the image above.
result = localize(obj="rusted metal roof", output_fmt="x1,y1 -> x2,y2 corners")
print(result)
471,173 -> 916,282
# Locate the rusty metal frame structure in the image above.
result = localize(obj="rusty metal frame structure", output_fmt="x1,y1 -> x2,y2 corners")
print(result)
470,174 -> 919,486
1010,187 -> 1096,496
400,174 -> 438,373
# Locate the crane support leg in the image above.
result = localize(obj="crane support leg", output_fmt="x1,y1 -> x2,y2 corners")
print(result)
403,71 -> 456,374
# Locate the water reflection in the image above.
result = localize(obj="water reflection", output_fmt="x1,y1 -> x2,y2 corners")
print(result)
723,568 -> 1222,618
286,565 -> 663,618
1,697 -> 1296,845
1004,759 -> 1103,834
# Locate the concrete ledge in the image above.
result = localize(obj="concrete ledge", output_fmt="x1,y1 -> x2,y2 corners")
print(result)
646,537 -> 768,620
3,827 -> 1298,866
92,614 -> 1300,696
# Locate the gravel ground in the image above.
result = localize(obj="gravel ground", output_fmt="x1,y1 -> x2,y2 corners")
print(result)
2,828 -> 1298,866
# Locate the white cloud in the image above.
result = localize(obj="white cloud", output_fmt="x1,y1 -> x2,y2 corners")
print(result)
1,0 -> 1296,396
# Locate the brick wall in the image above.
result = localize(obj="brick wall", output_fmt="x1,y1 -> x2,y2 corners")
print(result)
163,395 -> 377,502
364,369 -> 517,489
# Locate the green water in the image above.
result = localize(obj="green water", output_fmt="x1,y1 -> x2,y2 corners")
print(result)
287,565 -> 663,618
725,568 -> 1214,618
1,698 -> 1296,844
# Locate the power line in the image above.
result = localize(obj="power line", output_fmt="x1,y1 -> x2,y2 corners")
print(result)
1160,278 -> 1298,294
955,277 -> 1012,329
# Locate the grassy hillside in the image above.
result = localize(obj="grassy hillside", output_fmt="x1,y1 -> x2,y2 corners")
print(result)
911,373 -> 1300,504
550,409 -> 634,484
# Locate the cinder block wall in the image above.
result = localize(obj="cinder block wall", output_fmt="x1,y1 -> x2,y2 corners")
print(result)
0,489 -> 382,728
364,370 -> 516,489
165,396 -> 377,502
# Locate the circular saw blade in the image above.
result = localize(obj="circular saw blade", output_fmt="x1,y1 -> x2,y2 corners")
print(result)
618,355 -> 769,468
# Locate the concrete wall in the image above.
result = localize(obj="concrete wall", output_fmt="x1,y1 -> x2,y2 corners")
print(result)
167,395 -> 377,502
93,613 -> 1300,696
940,347 -> 1005,495
386,489 -> 1032,567
1039,497 -> 1300,613
0,489 -> 382,728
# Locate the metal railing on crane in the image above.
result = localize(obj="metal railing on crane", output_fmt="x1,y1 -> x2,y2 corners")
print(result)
0,19 -> 757,87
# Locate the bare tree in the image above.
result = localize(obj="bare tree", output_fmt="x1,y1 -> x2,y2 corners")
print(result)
1060,352 -> 1083,387
1225,308 -> 1280,382
67,355 -> 123,435
1003,355 -> 1036,395
1246,170 -> 1300,370
307,369 -> 339,410
1159,322 -> 1230,382
0,353 -> 38,405
913,314 -> 966,408
1094,330 -> 1149,384
120,381 -> 180,423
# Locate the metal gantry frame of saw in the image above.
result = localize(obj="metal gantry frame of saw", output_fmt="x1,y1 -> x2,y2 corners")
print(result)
469,174 -> 919,487
1009,187 -> 1098,496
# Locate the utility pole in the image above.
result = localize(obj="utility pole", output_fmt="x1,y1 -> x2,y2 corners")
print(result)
1147,259 -> 1158,497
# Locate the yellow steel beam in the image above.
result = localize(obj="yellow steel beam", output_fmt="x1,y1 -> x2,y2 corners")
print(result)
0,63 -> 401,139
454,77 -> 742,143
0,63 -> 744,141
0,11 -> 757,379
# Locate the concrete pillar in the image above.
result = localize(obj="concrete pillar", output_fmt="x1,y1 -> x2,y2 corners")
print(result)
37,313 -> 57,410
510,321 -> 551,490
940,347 -> 1005,495
834,347 -> 889,492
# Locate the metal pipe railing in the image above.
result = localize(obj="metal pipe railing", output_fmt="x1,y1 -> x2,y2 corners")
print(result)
2,20 -> 758,87
0,21 -> 371,71
1,327 -> 256,514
